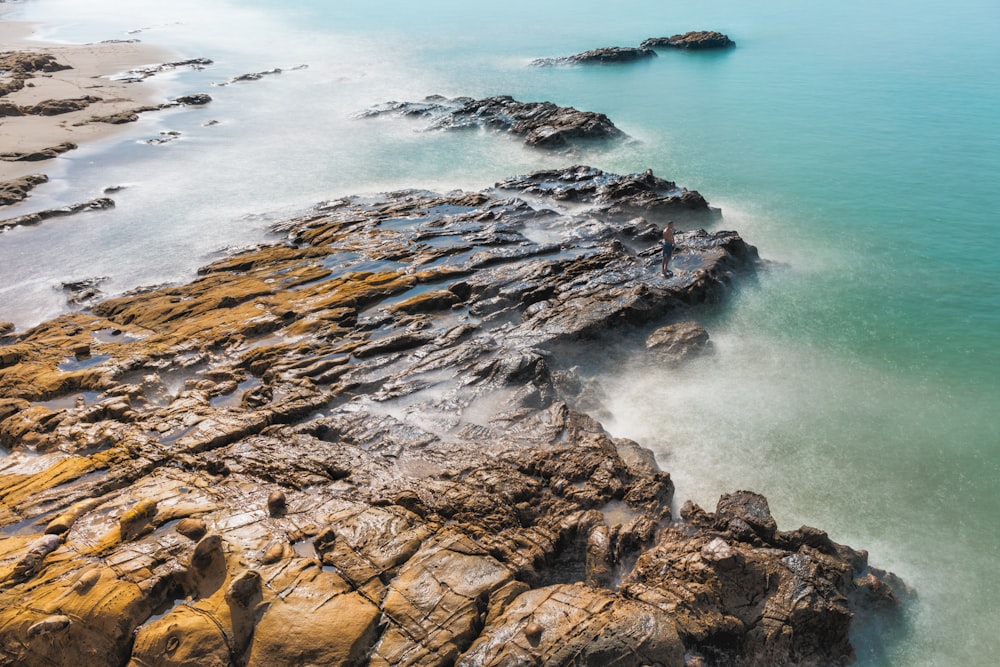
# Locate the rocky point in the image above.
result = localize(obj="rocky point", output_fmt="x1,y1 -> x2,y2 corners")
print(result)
0,166 -> 902,666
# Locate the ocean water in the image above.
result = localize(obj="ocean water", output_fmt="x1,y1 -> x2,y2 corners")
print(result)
2,0 -> 999,665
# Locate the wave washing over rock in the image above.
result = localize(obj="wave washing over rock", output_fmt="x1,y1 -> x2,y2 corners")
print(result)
0,167 -> 902,666
357,96 -> 626,149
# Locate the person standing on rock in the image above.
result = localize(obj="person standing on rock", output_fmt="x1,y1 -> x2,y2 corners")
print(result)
661,221 -> 676,277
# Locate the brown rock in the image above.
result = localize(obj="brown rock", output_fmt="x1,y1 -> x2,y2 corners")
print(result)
176,517 -> 208,541
0,142 -> 77,162
0,167 -> 899,667
458,583 -> 685,666
119,498 -> 157,541
0,174 -> 48,206
646,320 -> 711,361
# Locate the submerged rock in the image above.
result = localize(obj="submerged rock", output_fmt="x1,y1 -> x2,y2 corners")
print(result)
0,167 -> 901,666
357,95 -> 626,149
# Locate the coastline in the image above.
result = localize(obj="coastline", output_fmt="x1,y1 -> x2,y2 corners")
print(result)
0,164 -> 905,665
0,20 -> 171,183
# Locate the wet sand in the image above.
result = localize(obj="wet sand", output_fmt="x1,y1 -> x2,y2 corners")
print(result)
0,21 -> 170,183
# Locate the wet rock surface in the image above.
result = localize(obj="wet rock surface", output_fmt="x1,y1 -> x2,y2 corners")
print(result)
0,197 -> 115,233
357,95 -> 626,149
532,46 -> 657,66
0,167 -> 901,666
641,31 -> 737,50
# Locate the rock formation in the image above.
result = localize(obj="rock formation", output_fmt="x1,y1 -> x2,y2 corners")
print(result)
0,167 -> 902,666
357,95 -> 626,149
532,46 -> 657,66
0,143 -> 77,163
0,197 -> 115,232
641,31 -> 736,50
115,58 -> 215,83
0,174 -> 49,206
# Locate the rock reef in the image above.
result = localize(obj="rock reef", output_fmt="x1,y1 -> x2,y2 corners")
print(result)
641,31 -> 736,51
531,46 -> 657,67
0,166 -> 902,666
357,95 -> 625,149
0,197 -> 115,233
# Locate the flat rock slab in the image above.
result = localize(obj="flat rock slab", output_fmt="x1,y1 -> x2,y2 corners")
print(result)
0,166 -> 903,666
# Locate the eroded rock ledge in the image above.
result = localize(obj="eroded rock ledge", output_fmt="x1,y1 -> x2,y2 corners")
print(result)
357,95 -> 625,149
0,166 -> 901,666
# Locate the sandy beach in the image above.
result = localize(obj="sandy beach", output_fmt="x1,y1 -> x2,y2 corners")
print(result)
0,21 -> 170,184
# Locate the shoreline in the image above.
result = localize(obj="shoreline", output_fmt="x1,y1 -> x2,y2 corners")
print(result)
0,21 -> 172,183
0,165 -> 905,666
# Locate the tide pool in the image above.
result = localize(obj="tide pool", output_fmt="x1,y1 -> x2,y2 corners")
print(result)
2,0 -> 998,664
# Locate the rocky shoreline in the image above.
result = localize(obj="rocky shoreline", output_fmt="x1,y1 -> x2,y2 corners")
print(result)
0,166 -> 903,666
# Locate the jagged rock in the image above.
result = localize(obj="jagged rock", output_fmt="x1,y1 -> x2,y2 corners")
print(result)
61,276 -> 110,306
358,95 -> 625,149
641,31 -> 736,50
118,58 -> 214,82
623,491 -> 891,666
0,174 -> 48,206
532,46 -> 657,66
495,165 -> 717,221
0,167 -> 901,666
0,197 -> 114,232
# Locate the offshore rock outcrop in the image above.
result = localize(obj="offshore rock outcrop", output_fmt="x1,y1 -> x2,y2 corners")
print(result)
531,46 -> 657,66
357,95 -> 625,149
641,31 -> 737,51
0,167 -> 901,666
0,197 -> 115,233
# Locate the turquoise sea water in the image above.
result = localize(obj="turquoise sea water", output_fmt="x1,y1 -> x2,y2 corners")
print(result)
2,1 -> 999,664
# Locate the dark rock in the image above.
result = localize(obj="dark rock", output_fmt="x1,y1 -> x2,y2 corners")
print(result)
0,101 -> 23,117
174,93 -> 212,106
0,197 -> 114,232
118,58 -> 214,82
219,65 -> 306,86
21,96 -> 102,116
145,131 -> 182,145
495,165 -> 718,221
61,277 -> 110,306
641,31 -> 736,50
357,95 -> 625,149
0,142 -> 77,162
0,174 -> 48,206
532,46 -> 657,66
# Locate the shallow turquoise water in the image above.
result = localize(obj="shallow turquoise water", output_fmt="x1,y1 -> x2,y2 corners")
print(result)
3,0 -> 999,664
